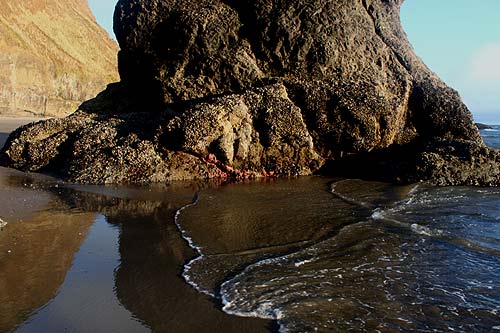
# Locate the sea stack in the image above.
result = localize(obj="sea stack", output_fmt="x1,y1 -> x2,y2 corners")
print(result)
0,0 -> 118,117
1,0 -> 499,185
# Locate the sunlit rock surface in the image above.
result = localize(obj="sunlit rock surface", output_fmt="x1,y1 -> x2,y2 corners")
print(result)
0,0 -> 118,117
1,0 -> 499,185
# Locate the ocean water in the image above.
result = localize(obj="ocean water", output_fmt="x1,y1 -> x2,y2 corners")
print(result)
0,128 -> 499,332
177,180 -> 500,332
481,125 -> 500,150
175,128 -> 500,332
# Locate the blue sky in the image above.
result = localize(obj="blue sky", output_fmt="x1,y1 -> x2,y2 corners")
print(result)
89,0 -> 500,123
88,0 -> 115,37
401,0 -> 500,123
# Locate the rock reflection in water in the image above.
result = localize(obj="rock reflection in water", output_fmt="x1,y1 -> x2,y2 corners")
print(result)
0,210 -> 95,332
178,177 -> 414,295
2,179 -> 273,332
4,174 -> 498,333
90,184 -> 273,333
15,214 -> 149,333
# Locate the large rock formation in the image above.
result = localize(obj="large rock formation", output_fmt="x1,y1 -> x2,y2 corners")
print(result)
1,0 -> 499,185
0,0 -> 118,117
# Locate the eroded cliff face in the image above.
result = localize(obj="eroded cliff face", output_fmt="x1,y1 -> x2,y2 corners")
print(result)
0,0 -> 119,117
1,0 -> 499,185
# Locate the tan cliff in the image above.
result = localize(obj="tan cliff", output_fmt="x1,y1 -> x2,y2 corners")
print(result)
0,0 -> 118,117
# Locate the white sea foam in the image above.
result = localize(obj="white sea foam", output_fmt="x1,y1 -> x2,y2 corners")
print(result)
173,193 -> 203,253
294,259 -> 314,267
222,297 -> 285,321
410,223 -> 443,237
370,208 -> 385,221
368,185 -> 448,239
372,207 -> 443,237
173,193 -> 218,296
219,241 -> 315,332
221,286 -> 289,333
370,208 -> 407,227
182,256 -> 216,297
0,218 -> 7,229
218,222 -> 369,333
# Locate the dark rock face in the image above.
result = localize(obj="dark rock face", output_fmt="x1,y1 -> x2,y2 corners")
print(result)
1,0 -> 499,185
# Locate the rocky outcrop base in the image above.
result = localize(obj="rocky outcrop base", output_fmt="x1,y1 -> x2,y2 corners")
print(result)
2,83 -> 499,186
1,84 -> 323,184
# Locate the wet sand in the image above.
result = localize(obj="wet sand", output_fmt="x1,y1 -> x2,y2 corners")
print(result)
0,118 -> 275,332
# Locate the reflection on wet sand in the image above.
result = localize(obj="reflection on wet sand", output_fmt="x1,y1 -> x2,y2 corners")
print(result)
178,177 -> 348,255
0,209 -> 96,332
16,214 -> 151,333
1,178 -> 274,332
0,159 -> 93,332
69,183 -> 274,333
0,168 -> 54,223
178,177 -> 365,294
114,202 -> 274,332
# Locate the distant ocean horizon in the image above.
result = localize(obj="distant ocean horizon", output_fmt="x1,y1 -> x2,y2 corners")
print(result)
480,124 -> 500,149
